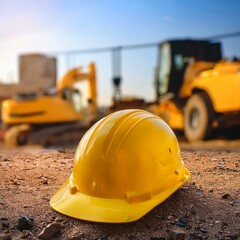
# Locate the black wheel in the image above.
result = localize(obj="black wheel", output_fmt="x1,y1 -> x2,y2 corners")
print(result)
184,93 -> 214,142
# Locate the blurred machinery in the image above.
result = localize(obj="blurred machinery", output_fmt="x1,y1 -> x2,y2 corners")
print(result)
0,54 -> 57,120
152,39 -> 240,142
2,35 -> 240,145
2,63 -> 97,146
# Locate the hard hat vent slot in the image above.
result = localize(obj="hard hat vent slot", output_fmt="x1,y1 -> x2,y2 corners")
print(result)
91,181 -> 99,194
69,179 -> 78,195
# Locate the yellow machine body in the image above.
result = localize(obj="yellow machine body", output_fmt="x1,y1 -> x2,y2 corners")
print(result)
2,95 -> 83,125
2,63 -> 97,126
157,99 -> 183,130
156,61 -> 240,129
184,62 -> 240,113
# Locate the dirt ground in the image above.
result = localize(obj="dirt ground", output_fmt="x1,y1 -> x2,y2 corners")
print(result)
0,139 -> 239,240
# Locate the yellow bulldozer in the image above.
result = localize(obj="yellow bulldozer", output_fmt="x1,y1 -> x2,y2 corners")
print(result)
2,63 -> 97,146
152,39 -> 240,142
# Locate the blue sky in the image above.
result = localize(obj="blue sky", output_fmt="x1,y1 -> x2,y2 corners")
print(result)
0,0 -> 240,105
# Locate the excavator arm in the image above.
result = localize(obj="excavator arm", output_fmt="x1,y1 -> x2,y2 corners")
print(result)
57,63 -> 97,112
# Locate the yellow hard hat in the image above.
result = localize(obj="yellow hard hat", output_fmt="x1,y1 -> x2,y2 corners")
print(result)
50,109 -> 190,223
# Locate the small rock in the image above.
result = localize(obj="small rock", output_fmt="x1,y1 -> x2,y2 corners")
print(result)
17,215 -> 33,231
172,220 -> 187,228
3,158 -> 11,162
57,149 -> 66,153
169,229 -> 186,240
215,221 -> 221,224
41,176 -> 48,184
42,196 -> 50,201
222,194 -> 231,199
12,179 -> 20,185
199,227 -> 208,233
55,217 -> 64,222
233,199 -> 240,204
197,185 -> 202,190
38,222 -> 61,240
42,179 -> 48,184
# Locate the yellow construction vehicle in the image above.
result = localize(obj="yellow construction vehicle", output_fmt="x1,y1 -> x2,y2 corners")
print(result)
2,63 -> 97,146
152,39 -> 240,142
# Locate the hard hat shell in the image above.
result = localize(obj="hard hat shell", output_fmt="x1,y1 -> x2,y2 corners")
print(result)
50,109 -> 190,223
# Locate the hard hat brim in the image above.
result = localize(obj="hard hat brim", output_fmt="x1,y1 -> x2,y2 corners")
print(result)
50,176 -> 189,223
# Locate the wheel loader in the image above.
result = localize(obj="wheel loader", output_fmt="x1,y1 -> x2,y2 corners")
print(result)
152,39 -> 240,142
1,63 -> 98,146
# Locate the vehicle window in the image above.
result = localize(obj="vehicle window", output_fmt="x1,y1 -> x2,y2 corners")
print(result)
72,90 -> 82,113
158,43 -> 171,95
174,54 -> 184,70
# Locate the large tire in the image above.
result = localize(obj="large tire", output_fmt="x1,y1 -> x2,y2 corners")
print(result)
184,93 -> 214,142
4,124 -> 30,146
